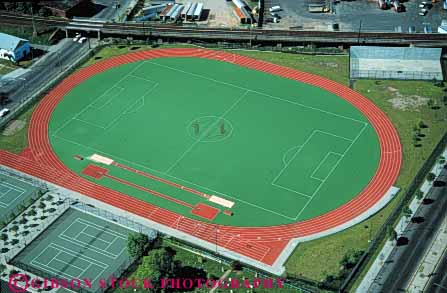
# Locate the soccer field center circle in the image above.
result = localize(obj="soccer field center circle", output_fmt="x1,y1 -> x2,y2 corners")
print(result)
24,48 -> 401,265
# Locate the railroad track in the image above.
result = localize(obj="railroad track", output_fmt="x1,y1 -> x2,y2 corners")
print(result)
2,11 -> 447,44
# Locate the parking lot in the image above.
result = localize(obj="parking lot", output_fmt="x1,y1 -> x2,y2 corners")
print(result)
265,0 -> 446,32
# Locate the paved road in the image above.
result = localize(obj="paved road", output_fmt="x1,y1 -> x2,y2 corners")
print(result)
92,0 -> 133,21
1,39 -> 89,111
426,248 -> 447,293
368,168 -> 447,292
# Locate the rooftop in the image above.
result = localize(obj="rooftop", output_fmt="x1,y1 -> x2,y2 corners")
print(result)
0,32 -> 28,52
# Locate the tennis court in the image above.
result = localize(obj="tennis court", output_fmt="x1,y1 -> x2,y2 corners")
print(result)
0,172 -> 38,222
47,56 -> 381,227
13,208 -> 132,291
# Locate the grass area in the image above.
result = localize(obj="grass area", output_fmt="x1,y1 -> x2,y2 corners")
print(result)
0,24 -> 53,45
0,103 -> 36,154
0,59 -> 19,75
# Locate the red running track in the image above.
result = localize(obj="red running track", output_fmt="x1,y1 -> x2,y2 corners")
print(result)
0,48 -> 402,266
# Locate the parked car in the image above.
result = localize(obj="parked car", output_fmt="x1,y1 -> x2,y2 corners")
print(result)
0,108 -> 10,118
408,26 -> 416,33
269,5 -> 281,12
419,8 -> 427,15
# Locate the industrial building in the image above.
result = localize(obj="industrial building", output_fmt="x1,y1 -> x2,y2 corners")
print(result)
41,0 -> 100,18
232,0 -> 253,24
350,46 -> 443,80
0,33 -> 30,62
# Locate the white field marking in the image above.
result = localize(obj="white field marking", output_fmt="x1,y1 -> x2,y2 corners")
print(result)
104,82 -> 160,129
60,218 -> 88,239
51,254 -> 87,272
78,263 -> 92,278
79,231 -> 110,244
271,183 -> 312,199
89,86 -> 125,111
59,234 -> 125,260
104,237 -> 117,251
271,130 -> 317,185
45,251 -> 62,267
146,60 -> 367,126
76,217 -> 128,238
310,152 -> 343,181
122,83 -> 159,115
293,123 -> 368,220
316,130 -> 355,142
58,235 -> 124,259
31,260 -> 78,280
1,182 -> 25,193
0,170 -> 39,188
51,134 -> 298,221
282,145 -> 303,166
30,244 -> 59,266
129,74 -> 158,84
49,243 -> 109,267
71,82 -> 159,131
52,62 -> 147,136
164,90 -> 249,174
0,188 -> 25,207
0,188 -> 11,198
60,218 -> 126,248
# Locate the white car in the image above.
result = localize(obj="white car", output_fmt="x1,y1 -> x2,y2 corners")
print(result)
73,33 -> 81,42
0,108 -> 10,118
78,37 -> 87,44
269,5 -> 281,12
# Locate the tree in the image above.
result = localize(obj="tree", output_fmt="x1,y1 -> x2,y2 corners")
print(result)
418,120 -> 428,129
427,99 -> 434,108
387,225 -> 397,241
133,248 -> 175,285
403,206 -> 412,219
427,172 -> 436,182
416,189 -> 424,201
10,225 -> 19,235
230,260 -> 242,271
126,232 -> 149,258
0,264 -> 6,273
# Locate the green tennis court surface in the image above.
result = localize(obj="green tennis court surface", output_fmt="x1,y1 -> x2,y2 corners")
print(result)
49,57 -> 380,227
0,172 -> 38,222
13,209 -> 132,291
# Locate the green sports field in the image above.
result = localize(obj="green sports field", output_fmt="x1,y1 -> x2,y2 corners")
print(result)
49,57 -> 380,227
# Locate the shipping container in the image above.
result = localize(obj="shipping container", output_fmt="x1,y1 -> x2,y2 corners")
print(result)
186,3 -> 197,20
193,3 -> 203,20
181,2 -> 192,18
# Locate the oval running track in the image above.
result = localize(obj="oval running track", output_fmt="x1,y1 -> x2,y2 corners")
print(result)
0,48 -> 402,266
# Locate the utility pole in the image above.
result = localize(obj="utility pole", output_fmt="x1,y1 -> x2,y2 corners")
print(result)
357,20 -> 363,44
31,5 -> 37,38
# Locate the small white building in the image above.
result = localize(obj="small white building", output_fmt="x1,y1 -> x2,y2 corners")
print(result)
0,33 -> 30,62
